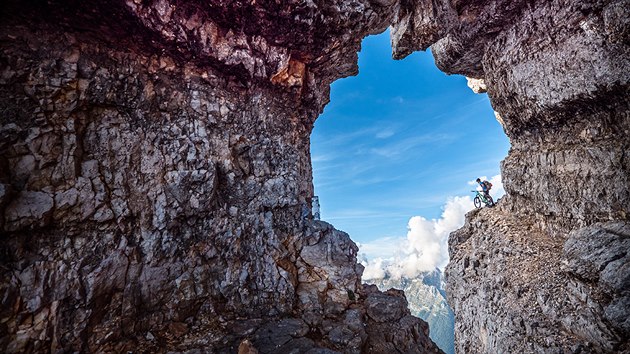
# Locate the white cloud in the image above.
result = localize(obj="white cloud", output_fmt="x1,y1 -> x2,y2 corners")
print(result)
360,196 -> 473,280
362,257 -> 387,280
361,175 -> 503,281
356,236 -> 403,259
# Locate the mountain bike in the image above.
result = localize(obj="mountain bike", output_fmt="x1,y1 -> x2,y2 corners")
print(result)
472,190 -> 494,208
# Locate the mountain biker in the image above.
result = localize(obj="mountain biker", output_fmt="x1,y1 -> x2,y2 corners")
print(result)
476,178 -> 495,206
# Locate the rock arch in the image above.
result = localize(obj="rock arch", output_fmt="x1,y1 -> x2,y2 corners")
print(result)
0,0 -> 628,352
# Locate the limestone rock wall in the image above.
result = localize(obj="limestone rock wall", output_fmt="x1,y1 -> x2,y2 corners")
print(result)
391,0 -> 630,352
2,0 -> 629,352
0,1 -> 443,353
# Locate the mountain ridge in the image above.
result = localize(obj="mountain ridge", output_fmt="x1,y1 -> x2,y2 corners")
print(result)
367,270 -> 455,354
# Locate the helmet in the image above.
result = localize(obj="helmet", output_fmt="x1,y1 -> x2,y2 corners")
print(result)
476,178 -> 481,182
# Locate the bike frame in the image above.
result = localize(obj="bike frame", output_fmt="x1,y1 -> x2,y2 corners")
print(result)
475,191 -> 489,203
472,190 -> 493,207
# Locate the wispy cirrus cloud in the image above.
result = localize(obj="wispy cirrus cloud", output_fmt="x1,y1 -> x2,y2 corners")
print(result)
368,133 -> 455,158
375,128 -> 395,139
325,208 -> 409,221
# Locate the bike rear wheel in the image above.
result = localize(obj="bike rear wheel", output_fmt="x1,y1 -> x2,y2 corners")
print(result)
474,196 -> 482,208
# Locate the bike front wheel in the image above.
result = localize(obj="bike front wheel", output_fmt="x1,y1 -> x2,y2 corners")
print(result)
474,196 -> 482,208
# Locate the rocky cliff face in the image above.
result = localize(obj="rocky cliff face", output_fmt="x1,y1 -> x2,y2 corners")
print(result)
390,0 -> 630,352
0,1 -> 443,353
1,0 -> 628,353
368,271 -> 455,354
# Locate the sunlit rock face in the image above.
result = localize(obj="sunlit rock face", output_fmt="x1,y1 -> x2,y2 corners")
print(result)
392,0 -> 629,352
0,1 -> 444,353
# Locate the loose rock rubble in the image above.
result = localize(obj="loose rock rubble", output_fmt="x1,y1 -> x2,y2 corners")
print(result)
447,205 -> 630,353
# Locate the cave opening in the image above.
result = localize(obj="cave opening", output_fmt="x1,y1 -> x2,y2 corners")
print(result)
1,0 -> 627,352
310,30 -> 510,354
311,30 -> 510,255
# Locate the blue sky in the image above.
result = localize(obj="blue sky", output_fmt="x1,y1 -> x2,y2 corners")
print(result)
311,30 -> 510,248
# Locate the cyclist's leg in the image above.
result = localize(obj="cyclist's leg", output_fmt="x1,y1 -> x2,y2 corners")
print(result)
486,192 -> 494,206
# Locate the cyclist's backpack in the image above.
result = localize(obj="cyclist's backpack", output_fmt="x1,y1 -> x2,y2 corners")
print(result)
484,181 -> 493,189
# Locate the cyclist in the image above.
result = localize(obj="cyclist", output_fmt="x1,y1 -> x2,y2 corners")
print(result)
476,178 -> 495,206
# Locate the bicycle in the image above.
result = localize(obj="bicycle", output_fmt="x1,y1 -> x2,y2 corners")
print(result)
472,190 -> 494,208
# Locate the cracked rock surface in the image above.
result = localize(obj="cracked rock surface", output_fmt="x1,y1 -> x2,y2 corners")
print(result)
1,0 -> 629,353
448,206 -> 630,353
0,1 -> 442,353
391,0 -> 630,352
